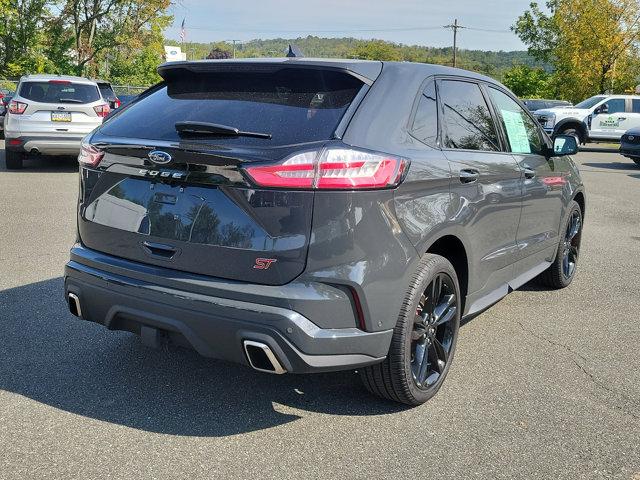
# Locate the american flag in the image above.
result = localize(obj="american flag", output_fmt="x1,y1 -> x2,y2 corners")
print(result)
180,18 -> 186,42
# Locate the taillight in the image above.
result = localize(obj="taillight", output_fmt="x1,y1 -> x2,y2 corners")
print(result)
78,143 -> 104,168
93,104 -> 110,118
114,99 -> 121,108
8,100 -> 28,115
245,148 -> 408,190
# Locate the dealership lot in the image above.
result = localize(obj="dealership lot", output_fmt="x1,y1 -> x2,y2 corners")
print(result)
0,142 -> 638,479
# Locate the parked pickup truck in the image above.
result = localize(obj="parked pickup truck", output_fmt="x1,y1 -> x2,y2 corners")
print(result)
534,94 -> 640,143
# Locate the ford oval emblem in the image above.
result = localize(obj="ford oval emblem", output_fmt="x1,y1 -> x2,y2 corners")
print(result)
148,150 -> 172,164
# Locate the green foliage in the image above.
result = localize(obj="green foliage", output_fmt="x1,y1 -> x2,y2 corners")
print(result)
502,64 -> 554,98
175,36 -> 545,79
514,0 -> 640,102
349,40 -> 403,61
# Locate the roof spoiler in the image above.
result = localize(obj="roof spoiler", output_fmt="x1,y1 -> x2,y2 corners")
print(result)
157,59 -> 382,85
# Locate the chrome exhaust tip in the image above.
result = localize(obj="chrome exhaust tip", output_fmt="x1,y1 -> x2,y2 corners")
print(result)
67,292 -> 82,318
243,340 -> 286,374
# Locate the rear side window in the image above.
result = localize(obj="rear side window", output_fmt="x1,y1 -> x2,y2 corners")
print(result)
411,81 -> 438,147
100,68 -> 365,146
19,81 -> 100,104
632,99 -> 640,113
439,80 -> 500,152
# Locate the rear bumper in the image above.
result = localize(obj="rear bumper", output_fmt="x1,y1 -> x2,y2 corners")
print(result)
64,244 -> 392,373
5,135 -> 84,155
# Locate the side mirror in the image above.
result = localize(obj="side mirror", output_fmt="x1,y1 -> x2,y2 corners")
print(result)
552,135 -> 578,156
595,104 -> 608,115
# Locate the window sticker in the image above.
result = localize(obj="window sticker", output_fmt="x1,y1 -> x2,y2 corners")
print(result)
501,109 -> 531,154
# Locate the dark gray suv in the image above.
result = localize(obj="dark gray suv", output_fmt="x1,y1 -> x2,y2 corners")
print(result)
64,59 -> 585,405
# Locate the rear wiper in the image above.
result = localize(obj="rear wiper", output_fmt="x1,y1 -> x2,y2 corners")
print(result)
175,121 -> 272,139
58,98 -> 84,103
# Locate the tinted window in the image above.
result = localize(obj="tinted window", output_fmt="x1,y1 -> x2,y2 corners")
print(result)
603,98 -> 625,114
411,81 -> 438,146
100,68 -> 364,146
439,80 -> 500,151
525,100 -> 546,111
489,87 -> 545,155
98,84 -> 116,100
19,81 -> 100,104
632,100 -> 640,113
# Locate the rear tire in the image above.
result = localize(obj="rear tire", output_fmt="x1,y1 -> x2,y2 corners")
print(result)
360,254 -> 461,406
537,200 -> 582,289
5,150 -> 24,170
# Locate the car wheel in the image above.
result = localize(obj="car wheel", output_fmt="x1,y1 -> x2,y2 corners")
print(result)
559,127 -> 583,145
537,200 -> 583,289
5,150 -> 24,170
360,254 -> 460,406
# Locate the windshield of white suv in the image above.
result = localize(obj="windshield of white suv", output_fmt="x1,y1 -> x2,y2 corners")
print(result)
19,81 -> 101,104
575,96 -> 606,109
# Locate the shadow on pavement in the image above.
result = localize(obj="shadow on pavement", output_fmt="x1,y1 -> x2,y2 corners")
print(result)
0,278 -> 406,437
0,153 -> 78,173
581,161 -> 638,171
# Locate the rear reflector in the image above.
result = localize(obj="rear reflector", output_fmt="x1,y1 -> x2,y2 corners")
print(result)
78,143 -> 104,167
245,148 -> 408,190
93,104 -> 110,118
8,138 -> 23,146
8,100 -> 27,115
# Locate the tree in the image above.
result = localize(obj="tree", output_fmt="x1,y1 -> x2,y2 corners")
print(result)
514,0 -> 640,102
0,0 -> 50,75
502,64 -> 553,97
206,46 -> 231,60
349,40 -> 403,61
51,0 -> 171,76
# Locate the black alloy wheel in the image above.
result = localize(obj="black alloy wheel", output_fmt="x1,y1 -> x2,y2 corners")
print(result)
411,273 -> 457,389
562,209 -> 581,279
537,200 -> 583,289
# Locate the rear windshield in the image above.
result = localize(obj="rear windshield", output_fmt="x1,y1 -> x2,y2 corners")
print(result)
98,84 -> 116,99
99,68 -> 364,146
19,81 -> 100,104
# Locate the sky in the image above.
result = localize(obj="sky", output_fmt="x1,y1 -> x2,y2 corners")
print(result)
165,0 -> 542,51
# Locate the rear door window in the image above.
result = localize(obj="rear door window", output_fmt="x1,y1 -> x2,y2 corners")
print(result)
438,79 -> 501,152
19,81 -> 100,104
99,68 -> 365,147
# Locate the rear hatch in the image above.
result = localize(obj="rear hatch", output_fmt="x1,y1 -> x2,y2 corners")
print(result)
16,80 -> 104,134
78,62 -> 376,285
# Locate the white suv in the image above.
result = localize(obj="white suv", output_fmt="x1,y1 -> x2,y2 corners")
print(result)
533,94 -> 640,144
4,74 -> 110,169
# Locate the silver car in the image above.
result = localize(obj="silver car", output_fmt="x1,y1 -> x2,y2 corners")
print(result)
4,74 -> 109,169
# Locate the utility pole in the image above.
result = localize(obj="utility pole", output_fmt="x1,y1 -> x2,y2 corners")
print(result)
229,39 -> 241,58
443,19 -> 465,68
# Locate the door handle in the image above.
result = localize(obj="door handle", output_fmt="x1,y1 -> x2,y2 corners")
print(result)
142,241 -> 178,259
459,169 -> 479,184
618,117 -> 627,121
524,167 -> 536,179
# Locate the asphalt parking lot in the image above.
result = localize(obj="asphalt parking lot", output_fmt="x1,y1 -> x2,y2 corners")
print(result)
0,141 -> 638,479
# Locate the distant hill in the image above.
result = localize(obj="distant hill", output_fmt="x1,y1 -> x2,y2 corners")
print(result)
170,36 -> 546,79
